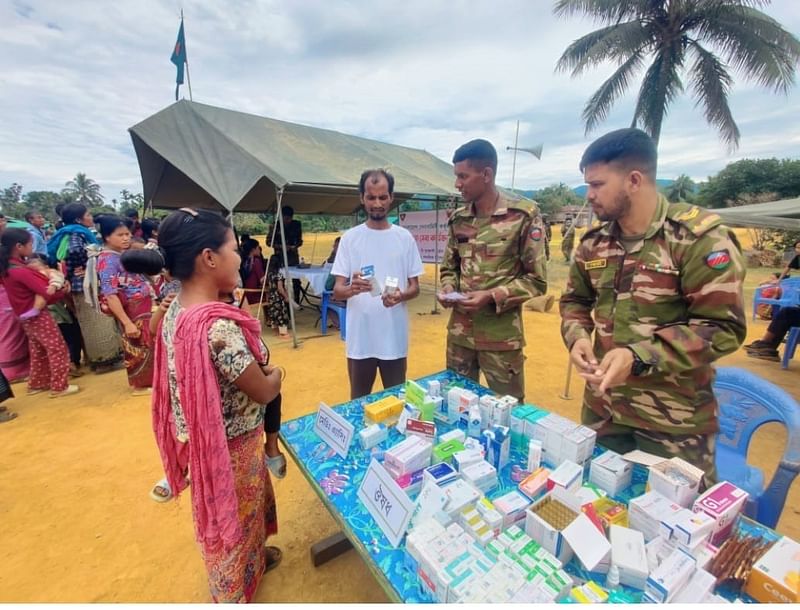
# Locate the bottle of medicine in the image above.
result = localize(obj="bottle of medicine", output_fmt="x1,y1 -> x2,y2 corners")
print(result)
606,563 -> 620,590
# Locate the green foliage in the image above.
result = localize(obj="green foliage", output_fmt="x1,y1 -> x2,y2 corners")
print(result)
765,229 -> 800,254
662,174 -> 697,203
63,172 -> 104,206
532,183 -> 583,215
112,189 -> 144,213
554,0 -> 800,149
697,158 -> 800,208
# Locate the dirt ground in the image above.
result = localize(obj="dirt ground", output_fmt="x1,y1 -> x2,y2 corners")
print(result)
1,231 -> 798,602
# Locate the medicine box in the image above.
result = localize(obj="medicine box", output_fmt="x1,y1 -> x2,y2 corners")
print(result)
592,496 -> 629,528
562,512 -> 611,573
439,428 -> 466,445
482,425 -> 510,470
692,481 -> 748,547
745,536 -> 800,603
396,467 -> 425,496
364,395 -> 404,425
644,546 -> 697,603
589,450 -> 633,496
453,448 -> 483,472
609,525 -> 648,590
424,462 -> 459,487
672,568 -> 716,604
647,457 -> 704,508
571,580 -> 608,603
547,460 -> 583,493
524,490 -> 579,564
494,489 -> 531,528
433,439 -> 465,464
358,423 -> 388,450
475,497 -> 503,537
663,508 -> 716,548
460,460 -> 498,494
628,490 -> 683,541
518,467 -> 550,499
384,435 -> 432,476
441,479 -> 482,517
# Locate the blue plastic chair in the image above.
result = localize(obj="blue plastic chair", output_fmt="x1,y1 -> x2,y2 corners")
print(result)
713,367 -> 800,528
752,278 -> 800,321
782,326 -> 800,370
320,290 -> 346,341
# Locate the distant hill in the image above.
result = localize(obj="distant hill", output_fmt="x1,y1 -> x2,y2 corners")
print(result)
512,179 -> 677,200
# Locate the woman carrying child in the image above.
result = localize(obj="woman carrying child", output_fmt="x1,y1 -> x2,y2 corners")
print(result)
0,228 -> 78,398
95,215 -> 155,394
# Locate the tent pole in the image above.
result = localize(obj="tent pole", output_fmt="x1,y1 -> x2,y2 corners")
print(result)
276,188 -> 299,348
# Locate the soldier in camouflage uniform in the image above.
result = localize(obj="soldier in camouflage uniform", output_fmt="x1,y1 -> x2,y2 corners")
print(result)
559,129 -> 746,488
438,139 -> 548,400
561,215 -> 575,262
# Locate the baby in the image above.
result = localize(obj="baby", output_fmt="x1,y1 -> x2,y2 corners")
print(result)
19,258 -> 66,321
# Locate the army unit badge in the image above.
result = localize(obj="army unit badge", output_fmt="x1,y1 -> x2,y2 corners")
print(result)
705,250 -> 731,270
530,227 -> 542,241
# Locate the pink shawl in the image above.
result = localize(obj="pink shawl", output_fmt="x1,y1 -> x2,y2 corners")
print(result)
152,301 -> 264,551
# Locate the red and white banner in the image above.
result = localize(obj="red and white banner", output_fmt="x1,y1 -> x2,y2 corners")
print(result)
399,210 -> 453,264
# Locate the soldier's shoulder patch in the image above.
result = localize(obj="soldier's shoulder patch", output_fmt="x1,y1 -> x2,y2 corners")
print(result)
530,227 -> 543,241
705,249 -> 731,270
667,203 -> 721,237
584,258 -> 607,270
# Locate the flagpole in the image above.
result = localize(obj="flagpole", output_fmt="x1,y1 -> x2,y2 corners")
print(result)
181,10 -> 193,101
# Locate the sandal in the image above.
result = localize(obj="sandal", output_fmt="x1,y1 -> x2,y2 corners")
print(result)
266,453 -> 287,479
149,478 -> 172,503
0,411 -> 18,423
264,546 -> 282,574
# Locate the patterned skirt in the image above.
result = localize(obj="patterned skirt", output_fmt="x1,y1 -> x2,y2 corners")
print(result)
118,296 -> 154,389
199,429 -> 278,603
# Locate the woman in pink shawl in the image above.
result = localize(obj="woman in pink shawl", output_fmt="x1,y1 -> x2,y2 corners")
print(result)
0,284 -> 30,383
149,208 -> 283,603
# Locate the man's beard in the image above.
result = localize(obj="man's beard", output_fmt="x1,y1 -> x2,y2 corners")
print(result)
368,209 -> 386,221
595,191 -> 631,221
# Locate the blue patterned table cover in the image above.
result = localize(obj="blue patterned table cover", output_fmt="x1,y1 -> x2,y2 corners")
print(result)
280,370 -> 779,603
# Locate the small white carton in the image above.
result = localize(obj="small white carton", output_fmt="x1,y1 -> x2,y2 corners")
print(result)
610,524 -> 648,589
670,508 -> 716,547
628,490 -> 684,542
672,568 -> 717,603
562,513 -> 611,573
589,450 -> 633,496
647,456 -> 704,508
494,489 -> 532,528
546,459 -> 583,493
644,546 -> 697,603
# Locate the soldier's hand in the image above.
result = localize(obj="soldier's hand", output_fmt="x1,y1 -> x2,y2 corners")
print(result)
458,290 -> 494,313
437,285 -> 456,308
569,338 -> 598,373
580,348 -> 634,393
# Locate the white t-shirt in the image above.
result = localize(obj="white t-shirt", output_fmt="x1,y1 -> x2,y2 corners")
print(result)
331,223 -> 424,360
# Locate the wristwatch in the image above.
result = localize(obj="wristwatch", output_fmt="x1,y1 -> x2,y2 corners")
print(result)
628,348 -> 651,377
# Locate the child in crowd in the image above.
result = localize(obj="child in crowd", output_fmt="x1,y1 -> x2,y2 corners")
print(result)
18,257 -> 66,321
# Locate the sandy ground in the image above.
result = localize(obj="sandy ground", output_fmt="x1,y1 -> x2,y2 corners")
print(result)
1,231 -> 798,602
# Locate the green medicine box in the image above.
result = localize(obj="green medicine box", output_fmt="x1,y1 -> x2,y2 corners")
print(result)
433,439 -> 465,463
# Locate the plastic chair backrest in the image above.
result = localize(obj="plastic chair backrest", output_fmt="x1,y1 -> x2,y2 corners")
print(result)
714,366 -> 800,527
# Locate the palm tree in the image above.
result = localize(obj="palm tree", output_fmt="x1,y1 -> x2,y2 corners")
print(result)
664,174 -> 697,202
63,172 -> 104,206
554,0 -> 800,149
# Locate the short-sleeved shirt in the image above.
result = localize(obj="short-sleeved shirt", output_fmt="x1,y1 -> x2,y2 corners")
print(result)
331,223 -> 424,360
161,298 -> 267,441
97,250 -> 153,302
789,254 -> 800,271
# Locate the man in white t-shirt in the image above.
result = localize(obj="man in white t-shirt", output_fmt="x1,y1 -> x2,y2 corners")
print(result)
332,169 -> 424,399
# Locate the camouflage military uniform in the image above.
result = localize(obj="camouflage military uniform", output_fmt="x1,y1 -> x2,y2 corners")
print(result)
561,219 -> 575,262
441,194 -> 548,400
560,196 -> 746,487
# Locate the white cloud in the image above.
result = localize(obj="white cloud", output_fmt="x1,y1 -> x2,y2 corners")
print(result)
0,0 -> 798,202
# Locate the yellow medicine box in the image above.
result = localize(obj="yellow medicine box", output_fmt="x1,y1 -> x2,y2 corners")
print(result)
364,395 -> 404,424
592,496 -> 629,528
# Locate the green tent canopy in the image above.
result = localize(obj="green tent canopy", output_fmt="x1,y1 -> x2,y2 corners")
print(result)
712,197 -> 800,230
128,100 -> 460,215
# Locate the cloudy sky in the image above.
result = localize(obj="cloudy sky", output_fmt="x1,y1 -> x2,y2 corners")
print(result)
1,0 -> 799,201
